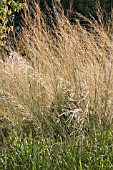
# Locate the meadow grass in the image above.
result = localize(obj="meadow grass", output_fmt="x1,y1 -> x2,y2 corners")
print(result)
0,3 -> 113,170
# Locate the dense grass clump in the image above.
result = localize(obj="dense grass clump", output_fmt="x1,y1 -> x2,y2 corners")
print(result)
0,2 -> 113,170
0,125 -> 113,169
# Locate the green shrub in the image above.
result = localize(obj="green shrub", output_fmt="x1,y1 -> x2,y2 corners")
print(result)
0,0 -> 25,46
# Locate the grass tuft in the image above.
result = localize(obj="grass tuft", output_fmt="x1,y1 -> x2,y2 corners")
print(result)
0,2 -> 113,169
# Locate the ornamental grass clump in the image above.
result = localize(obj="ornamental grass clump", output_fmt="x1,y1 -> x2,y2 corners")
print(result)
0,2 -> 113,169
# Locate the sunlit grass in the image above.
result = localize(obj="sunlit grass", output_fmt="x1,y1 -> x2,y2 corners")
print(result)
0,2 -> 113,169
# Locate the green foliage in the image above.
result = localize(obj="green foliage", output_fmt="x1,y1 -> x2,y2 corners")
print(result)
0,122 -> 113,170
0,0 -> 25,46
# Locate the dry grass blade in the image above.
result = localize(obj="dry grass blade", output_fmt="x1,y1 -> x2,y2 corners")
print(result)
0,2 -> 113,136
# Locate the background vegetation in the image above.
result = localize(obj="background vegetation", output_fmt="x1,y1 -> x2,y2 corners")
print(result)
0,0 -> 113,169
42,0 -> 112,18
0,0 -> 25,46
0,0 -> 112,46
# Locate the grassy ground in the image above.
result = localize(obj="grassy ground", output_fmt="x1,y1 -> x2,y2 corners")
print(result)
0,3 -> 113,170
